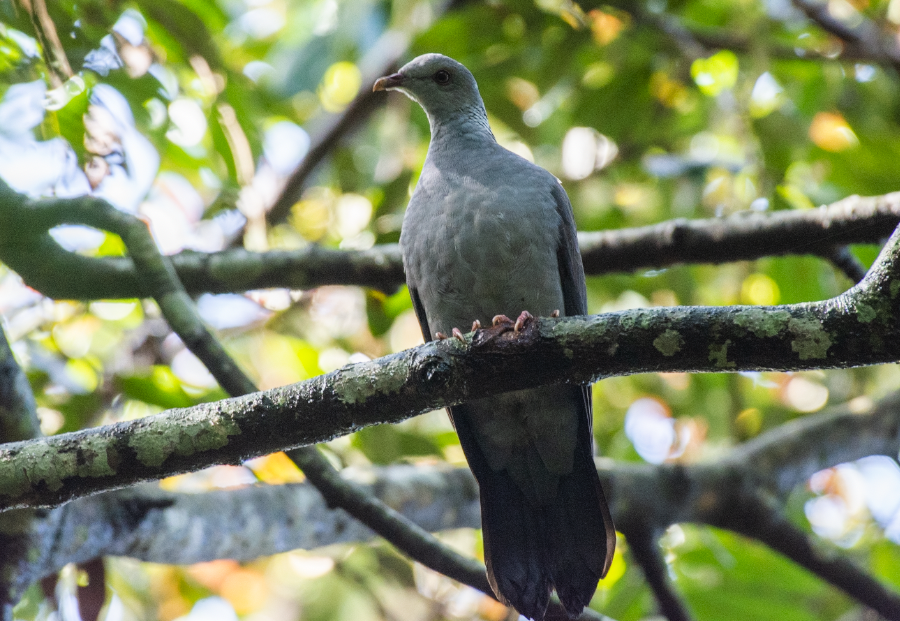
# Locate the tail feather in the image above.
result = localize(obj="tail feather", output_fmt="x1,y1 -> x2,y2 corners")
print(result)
480,468 -> 552,620
546,429 -> 615,616
450,404 -> 616,621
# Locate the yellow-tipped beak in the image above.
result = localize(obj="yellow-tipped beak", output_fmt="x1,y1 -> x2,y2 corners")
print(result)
373,73 -> 404,92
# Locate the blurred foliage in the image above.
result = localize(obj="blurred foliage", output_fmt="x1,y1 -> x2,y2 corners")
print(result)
3,0 -> 900,619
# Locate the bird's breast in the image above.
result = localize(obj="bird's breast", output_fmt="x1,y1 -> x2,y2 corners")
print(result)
401,168 -> 564,336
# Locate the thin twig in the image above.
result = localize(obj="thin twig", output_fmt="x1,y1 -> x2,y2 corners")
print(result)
265,32 -> 407,224
727,493 -> 900,620
17,0 -> 73,87
622,524 -> 693,621
823,245 -> 869,283
791,0 -> 900,72
266,0 -> 470,225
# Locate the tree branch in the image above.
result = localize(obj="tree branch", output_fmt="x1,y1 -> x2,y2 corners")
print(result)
265,30 -> 409,224
0,323 -> 42,621
2,213 -> 900,510
15,0 -> 73,87
2,189 -> 898,299
823,245 -> 869,283
723,493 -> 900,620
791,0 -> 900,73
20,376 -> 900,617
287,447 -> 492,593
0,329 -> 40,444
621,524 -> 693,621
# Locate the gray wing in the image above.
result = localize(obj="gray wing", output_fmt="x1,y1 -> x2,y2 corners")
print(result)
408,285 -> 433,342
550,180 -> 588,318
550,180 -> 593,431
551,179 -> 617,577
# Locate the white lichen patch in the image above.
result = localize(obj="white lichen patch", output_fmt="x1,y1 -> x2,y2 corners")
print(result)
709,341 -> 736,368
788,316 -> 832,360
653,330 -> 683,356
129,412 -> 240,468
733,309 -> 791,338
333,357 -> 408,405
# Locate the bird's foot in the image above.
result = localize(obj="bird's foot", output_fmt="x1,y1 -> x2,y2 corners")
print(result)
435,332 -> 448,340
550,309 -> 560,318
452,327 -> 466,342
514,310 -> 534,332
492,314 -> 514,327
471,319 -> 482,331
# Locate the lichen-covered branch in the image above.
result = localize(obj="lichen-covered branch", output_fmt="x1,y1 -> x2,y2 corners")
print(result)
20,380 -> 900,617
2,219 -> 900,511
2,187 -> 898,299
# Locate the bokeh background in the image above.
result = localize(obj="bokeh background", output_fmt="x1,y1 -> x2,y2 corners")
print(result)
2,0 -> 900,619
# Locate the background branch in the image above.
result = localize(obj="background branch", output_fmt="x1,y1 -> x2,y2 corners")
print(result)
265,30 -> 408,225
17,384 -> 900,616
0,323 -> 42,621
723,493 -> 900,620
790,0 -> 900,72
621,523 -> 693,621
15,0 -> 73,87
2,187 -> 898,299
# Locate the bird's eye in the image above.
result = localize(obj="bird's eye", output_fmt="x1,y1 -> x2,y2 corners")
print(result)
433,70 -> 451,85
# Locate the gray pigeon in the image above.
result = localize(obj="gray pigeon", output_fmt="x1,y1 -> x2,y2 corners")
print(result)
374,54 -> 615,620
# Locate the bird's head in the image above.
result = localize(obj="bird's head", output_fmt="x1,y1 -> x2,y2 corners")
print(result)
373,54 -> 485,124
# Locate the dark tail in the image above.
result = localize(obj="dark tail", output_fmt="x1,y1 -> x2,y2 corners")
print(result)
450,404 -> 616,620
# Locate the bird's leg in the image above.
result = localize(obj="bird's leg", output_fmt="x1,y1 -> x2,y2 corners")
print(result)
452,327 -> 466,342
471,319 -> 482,331
514,310 -> 534,332
435,332 -> 448,340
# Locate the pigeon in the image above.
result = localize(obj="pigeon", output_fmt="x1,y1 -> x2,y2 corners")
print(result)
374,54 -> 616,620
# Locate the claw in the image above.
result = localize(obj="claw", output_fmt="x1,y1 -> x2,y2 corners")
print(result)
492,314 -> 513,327
452,327 -> 465,342
435,332 -> 448,340
551,309 -> 560,318
471,319 -> 482,331
514,310 -> 534,333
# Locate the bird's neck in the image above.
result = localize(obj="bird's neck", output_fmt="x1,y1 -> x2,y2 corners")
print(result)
426,106 -> 496,152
